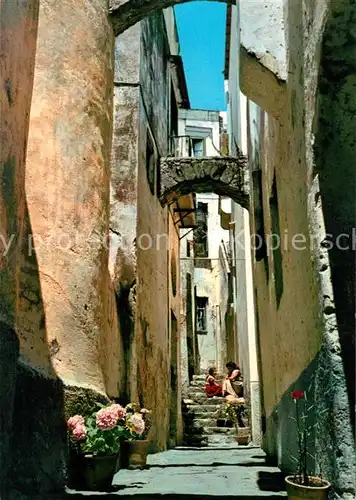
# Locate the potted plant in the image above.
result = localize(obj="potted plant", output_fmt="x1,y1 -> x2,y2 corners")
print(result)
67,403 -> 126,491
216,403 -> 234,428
120,403 -> 152,470
285,390 -> 331,499
223,403 -> 250,445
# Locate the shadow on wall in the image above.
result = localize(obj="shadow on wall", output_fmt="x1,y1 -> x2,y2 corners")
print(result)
314,0 -> 356,431
7,207 -> 66,497
0,0 -> 66,496
116,281 -> 136,403
264,348 -> 355,498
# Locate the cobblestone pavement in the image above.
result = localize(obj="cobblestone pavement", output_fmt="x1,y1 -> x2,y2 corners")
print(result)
65,445 -> 287,499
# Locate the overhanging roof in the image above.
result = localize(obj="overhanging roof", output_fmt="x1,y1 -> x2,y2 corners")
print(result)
171,193 -> 196,228
224,5 -> 232,80
170,55 -> 190,109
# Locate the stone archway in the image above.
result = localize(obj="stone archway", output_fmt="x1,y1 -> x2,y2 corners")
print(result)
109,0 -> 233,35
160,153 -> 249,208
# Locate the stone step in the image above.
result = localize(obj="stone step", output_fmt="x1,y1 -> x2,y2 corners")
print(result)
184,426 -> 237,437
189,381 -> 207,388
187,395 -> 225,405
183,378 -> 251,446
183,407 -> 221,418
184,417 -> 218,428
203,426 -> 237,435
187,387 -> 206,395
192,374 -> 224,380
182,436 -> 208,447
192,374 -> 208,381
184,404 -> 221,412
207,434 -> 238,446
189,380 -> 224,388
187,387 -> 224,396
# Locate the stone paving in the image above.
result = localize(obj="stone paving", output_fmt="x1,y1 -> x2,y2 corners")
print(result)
65,445 -> 287,499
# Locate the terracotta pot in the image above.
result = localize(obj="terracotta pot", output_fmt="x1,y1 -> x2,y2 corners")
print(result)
121,440 -> 149,470
285,475 -> 331,500
68,453 -> 119,491
235,435 -> 250,445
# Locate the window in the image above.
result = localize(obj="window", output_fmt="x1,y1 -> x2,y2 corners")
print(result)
252,169 -> 267,262
196,296 -> 208,333
186,239 -> 191,257
171,252 -> 177,297
186,126 -> 211,157
252,166 -> 269,282
194,202 -> 208,258
192,138 -> 204,157
228,273 -> 233,304
146,130 -> 156,195
269,174 -> 284,308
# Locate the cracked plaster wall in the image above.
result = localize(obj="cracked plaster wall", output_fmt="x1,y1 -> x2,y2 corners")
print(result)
239,0 -> 355,496
21,0 -> 124,396
0,1 -> 40,495
111,11 -> 183,451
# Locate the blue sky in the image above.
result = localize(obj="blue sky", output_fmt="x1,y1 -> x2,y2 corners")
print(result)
174,2 -> 227,111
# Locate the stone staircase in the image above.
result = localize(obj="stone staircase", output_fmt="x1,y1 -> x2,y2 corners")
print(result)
182,374 -> 250,447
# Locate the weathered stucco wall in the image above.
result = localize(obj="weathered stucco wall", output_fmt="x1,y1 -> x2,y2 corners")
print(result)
167,213 -> 183,447
118,10 -> 183,451
217,243 -> 233,373
10,0 -> 124,494
180,229 -> 196,395
226,14 -> 262,442
110,29 -> 140,293
23,0 -> 119,388
194,194 -> 230,374
314,0 -> 356,433
110,25 -> 141,400
0,1 -> 39,495
239,0 -> 355,496
246,97 -> 324,462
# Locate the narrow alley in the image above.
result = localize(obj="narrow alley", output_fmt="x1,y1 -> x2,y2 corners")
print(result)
1,0 -> 355,499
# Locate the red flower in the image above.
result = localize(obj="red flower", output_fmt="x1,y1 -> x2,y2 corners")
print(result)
291,390 -> 305,400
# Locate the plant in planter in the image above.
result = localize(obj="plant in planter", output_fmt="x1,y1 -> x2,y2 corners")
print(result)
223,403 -> 250,445
285,390 -> 331,500
67,403 -> 126,491
216,403 -> 234,428
120,403 -> 152,470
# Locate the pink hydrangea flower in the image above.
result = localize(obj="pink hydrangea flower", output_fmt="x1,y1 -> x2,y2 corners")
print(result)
109,403 -> 126,420
96,407 -> 119,430
131,412 -> 145,435
72,424 -> 87,441
67,415 -> 85,430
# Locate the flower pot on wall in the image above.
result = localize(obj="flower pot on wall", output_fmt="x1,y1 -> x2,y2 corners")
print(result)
285,476 -> 331,500
120,440 -> 149,469
68,453 -> 119,491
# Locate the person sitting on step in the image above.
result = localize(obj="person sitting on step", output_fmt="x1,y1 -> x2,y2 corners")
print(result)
222,361 -> 244,403
204,367 -> 223,398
